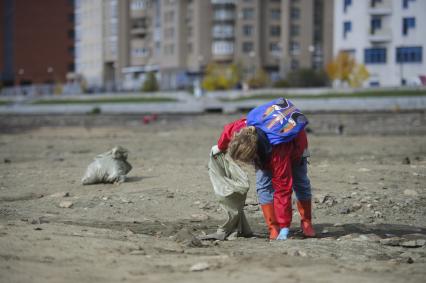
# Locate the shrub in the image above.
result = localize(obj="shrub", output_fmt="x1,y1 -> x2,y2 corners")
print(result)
286,68 -> 330,87
202,63 -> 241,90
142,72 -> 159,92
246,68 -> 269,89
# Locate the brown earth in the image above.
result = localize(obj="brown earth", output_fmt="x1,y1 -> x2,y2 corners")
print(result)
0,112 -> 425,283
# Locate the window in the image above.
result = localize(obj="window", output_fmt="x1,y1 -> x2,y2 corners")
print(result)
403,0 -> 415,8
371,16 -> 381,34
68,46 -> 75,56
242,8 -> 254,20
212,25 -> 233,38
68,63 -> 75,72
290,25 -> 299,37
131,0 -> 145,10
164,10 -> 175,22
291,59 -> 299,70
344,0 -> 352,13
290,7 -> 300,19
243,25 -> 253,36
364,48 -> 386,64
270,9 -> 280,20
68,13 -> 75,22
396,46 -> 422,63
164,27 -> 174,38
403,17 -> 415,35
133,47 -> 149,57
187,43 -> 193,53
68,29 -> 75,39
290,41 -> 300,55
163,44 -> 174,55
212,41 -> 234,55
270,26 -> 281,37
370,0 -> 382,7
343,21 -> 351,38
242,42 -> 254,53
269,42 -> 280,53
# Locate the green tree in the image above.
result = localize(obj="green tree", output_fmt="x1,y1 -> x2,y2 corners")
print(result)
142,72 -> 159,92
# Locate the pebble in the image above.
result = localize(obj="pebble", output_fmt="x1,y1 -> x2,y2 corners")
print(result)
174,228 -> 203,247
380,237 -> 403,246
190,262 -> 210,272
401,240 -> 426,248
339,207 -> 351,214
59,201 -> 73,208
129,250 -> 146,256
402,157 -> 411,165
357,234 -> 382,243
351,203 -> 362,211
403,189 -> 418,197
245,205 -> 259,212
314,193 -> 329,204
288,249 -> 307,257
227,232 -> 238,241
245,198 -> 258,206
358,168 -> 371,172
374,211 -> 383,218
190,214 -> 209,222
50,192 -> 70,198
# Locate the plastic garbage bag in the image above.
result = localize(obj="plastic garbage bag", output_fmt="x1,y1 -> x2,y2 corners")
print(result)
202,145 -> 252,240
81,146 -> 132,185
208,145 -> 249,197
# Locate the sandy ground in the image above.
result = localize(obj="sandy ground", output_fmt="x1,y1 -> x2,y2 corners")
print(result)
0,112 -> 425,283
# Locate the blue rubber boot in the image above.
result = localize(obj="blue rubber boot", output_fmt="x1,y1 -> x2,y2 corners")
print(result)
276,228 -> 289,240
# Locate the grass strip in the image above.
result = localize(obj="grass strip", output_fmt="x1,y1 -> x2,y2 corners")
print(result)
31,97 -> 178,105
220,89 -> 426,102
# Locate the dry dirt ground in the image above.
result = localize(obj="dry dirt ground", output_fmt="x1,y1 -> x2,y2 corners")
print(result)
0,112 -> 425,283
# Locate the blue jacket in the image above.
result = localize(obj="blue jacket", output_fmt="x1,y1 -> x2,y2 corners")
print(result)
246,98 -> 308,145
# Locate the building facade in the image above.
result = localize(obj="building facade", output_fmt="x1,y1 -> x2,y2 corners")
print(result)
334,0 -> 426,87
75,0 -> 119,91
75,0 -> 334,91
0,0 -> 75,88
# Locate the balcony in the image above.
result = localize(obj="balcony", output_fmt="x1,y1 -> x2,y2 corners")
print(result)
368,0 -> 392,15
212,25 -> 235,39
212,41 -> 234,60
213,10 -> 235,21
368,28 -> 392,43
211,0 -> 236,5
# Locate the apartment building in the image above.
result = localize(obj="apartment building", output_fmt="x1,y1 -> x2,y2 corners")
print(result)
75,0 -> 334,90
334,0 -> 426,87
75,0 -> 119,91
0,0 -> 74,87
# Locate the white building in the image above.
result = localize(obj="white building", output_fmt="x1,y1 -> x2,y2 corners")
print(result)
334,0 -> 426,87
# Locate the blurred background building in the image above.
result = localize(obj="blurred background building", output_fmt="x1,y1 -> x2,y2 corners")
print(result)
0,0 -> 75,94
1,0 -> 425,93
334,0 -> 426,87
75,0 -> 334,91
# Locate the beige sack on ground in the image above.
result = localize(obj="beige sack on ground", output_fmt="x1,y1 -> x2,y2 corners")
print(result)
81,146 -> 132,185
205,145 -> 252,240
